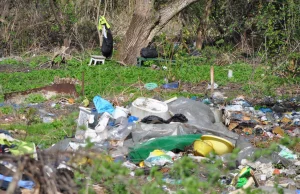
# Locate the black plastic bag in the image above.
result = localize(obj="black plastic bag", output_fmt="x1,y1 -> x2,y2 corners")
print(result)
141,116 -> 167,124
140,44 -> 158,58
141,114 -> 188,124
168,114 -> 188,123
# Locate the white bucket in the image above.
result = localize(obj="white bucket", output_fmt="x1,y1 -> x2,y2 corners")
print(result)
113,106 -> 129,119
130,97 -> 170,120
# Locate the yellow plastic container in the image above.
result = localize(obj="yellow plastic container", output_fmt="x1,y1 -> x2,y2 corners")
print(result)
193,139 -> 214,156
201,135 -> 234,155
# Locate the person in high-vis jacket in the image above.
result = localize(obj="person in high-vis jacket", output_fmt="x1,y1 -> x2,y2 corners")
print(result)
98,16 -> 113,58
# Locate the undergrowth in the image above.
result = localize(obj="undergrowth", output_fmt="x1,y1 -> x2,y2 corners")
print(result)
1,54 -> 299,104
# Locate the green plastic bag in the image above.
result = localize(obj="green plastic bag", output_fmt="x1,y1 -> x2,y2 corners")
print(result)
98,16 -> 110,30
128,134 -> 201,163
236,167 -> 252,188
0,138 -> 35,156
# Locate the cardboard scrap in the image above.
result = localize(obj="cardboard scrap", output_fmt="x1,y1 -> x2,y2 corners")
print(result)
272,126 -> 284,136
229,122 -> 239,131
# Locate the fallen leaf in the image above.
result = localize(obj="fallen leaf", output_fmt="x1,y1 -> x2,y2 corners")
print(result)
68,98 -> 75,104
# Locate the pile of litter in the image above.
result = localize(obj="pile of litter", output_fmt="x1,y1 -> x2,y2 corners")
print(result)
0,94 -> 300,193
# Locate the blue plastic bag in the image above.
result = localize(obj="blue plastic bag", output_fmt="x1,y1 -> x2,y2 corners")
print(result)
93,95 -> 114,114
259,107 -> 272,113
162,82 -> 179,89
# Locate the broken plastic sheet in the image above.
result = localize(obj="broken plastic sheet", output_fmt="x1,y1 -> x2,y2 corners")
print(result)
128,134 -> 202,163
168,97 -> 215,124
131,123 -> 197,143
168,98 -> 239,142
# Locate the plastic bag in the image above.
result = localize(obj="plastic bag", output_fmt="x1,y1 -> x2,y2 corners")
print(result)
131,122 -> 196,143
93,95 -> 114,114
129,134 -> 201,163
144,150 -> 173,167
168,97 -> 215,125
236,167 -> 252,188
108,117 -> 133,141
141,115 -> 166,124
140,44 -> 158,58
168,98 -> 239,141
141,114 -> 188,124
278,145 -> 297,160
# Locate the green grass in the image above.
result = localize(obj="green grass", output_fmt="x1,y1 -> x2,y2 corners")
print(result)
1,54 -> 299,194
1,57 -> 299,103
0,111 -> 78,148
25,93 -> 47,103
0,106 -> 14,114
0,54 -> 299,147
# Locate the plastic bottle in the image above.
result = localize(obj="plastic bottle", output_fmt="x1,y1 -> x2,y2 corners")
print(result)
108,117 -> 135,140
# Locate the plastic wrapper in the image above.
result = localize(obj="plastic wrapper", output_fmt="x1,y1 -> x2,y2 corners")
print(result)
278,145 -> 297,160
144,150 -> 173,167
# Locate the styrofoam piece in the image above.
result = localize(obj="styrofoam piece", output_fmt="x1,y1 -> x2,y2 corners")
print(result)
130,97 -> 170,120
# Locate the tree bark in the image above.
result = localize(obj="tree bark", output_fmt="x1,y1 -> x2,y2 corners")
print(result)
196,0 -> 212,50
49,0 -> 70,48
0,0 -> 11,23
116,0 -> 199,65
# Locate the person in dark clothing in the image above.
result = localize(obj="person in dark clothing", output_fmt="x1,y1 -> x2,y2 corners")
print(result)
99,16 -> 113,58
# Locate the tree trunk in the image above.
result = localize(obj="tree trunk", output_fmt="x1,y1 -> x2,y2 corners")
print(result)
0,0 -> 11,23
49,0 -> 70,48
116,0 -> 199,65
196,0 -> 212,50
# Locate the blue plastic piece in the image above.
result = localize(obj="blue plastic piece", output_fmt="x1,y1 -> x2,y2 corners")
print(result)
202,98 -> 212,105
162,82 -> 179,89
241,101 -> 252,107
191,96 -> 197,100
259,107 -> 272,113
0,174 -> 34,189
128,116 -> 139,123
93,95 -> 114,114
